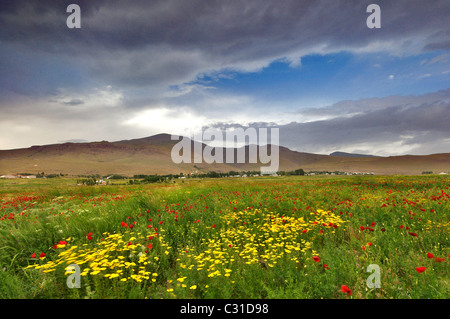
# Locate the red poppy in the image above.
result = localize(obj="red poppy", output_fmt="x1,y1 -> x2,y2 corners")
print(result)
53,240 -> 68,249
360,226 -> 365,231
212,224 -> 216,228
147,243 -> 153,250
381,228 -> 386,232
367,242 -> 372,246
39,252 -> 46,258
341,285 -> 352,296
416,267 -> 426,273
312,256 -> 320,262
362,245 -> 366,250
302,229 -> 308,233
324,264 -> 330,270
31,253 -> 36,258
427,252 -> 434,259
434,257 -> 445,263
408,232 -> 417,237
121,221 -> 127,227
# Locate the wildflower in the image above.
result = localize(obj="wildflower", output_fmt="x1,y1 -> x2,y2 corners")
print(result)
362,245 -> 366,250
427,252 -> 434,259
434,258 -> 445,263
87,232 -> 93,240
324,264 -> 330,270
341,285 -> 352,296
416,267 -> 426,273
54,240 -> 67,249
408,232 -> 417,237
39,252 -> 46,259
31,253 -> 36,258
190,285 -> 197,290
312,256 -> 320,263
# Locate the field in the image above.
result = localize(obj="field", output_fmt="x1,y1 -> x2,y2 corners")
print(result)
0,175 -> 448,299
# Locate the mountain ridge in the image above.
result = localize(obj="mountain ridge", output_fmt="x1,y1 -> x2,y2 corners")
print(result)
1,133 -> 449,176
330,151 -> 378,158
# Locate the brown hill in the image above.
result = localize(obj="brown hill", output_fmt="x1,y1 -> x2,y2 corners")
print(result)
0,133 -> 449,176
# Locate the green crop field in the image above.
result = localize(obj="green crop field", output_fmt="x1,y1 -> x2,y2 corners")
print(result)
0,175 -> 448,299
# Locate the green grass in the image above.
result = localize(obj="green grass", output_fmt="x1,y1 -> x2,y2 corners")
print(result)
0,175 -> 448,299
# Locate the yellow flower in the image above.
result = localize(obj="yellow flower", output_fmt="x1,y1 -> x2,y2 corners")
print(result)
190,285 -> 197,290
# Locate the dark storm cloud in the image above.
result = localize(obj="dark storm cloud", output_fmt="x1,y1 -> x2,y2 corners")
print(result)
299,88 -> 450,117
1,0 -> 449,88
62,98 -> 84,106
273,91 -> 450,155
0,0 -> 449,153
207,89 -> 450,155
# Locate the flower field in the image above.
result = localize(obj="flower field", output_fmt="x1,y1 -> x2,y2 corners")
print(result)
0,175 -> 448,299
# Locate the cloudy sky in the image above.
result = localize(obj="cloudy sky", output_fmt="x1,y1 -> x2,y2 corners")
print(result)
0,0 -> 449,156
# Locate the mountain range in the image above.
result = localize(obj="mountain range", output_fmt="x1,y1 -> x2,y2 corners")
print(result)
0,133 -> 449,176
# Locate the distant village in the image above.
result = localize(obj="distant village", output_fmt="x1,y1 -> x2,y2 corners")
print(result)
1,169 -> 447,185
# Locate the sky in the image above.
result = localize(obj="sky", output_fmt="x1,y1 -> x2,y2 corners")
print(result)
0,0 -> 449,156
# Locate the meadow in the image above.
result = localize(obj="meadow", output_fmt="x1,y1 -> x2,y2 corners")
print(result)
0,175 -> 448,299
